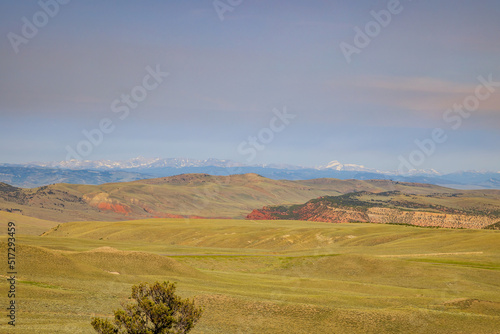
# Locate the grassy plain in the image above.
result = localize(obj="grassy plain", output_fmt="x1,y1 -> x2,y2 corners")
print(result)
1,218 -> 499,333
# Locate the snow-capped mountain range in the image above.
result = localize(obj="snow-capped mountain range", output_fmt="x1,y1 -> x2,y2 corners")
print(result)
5,156 -> 497,176
17,157 -> 391,174
1,157 -> 498,189
26,157 -> 243,170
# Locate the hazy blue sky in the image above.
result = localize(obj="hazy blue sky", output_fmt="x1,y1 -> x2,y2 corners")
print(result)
1,0 -> 499,172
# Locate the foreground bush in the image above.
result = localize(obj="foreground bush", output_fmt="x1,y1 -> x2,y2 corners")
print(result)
91,281 -> 202,334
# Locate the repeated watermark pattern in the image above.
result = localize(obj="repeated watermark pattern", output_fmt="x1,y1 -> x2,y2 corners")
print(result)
7,0 -> 71,54
237,107 -> 296,163
340,0 -> 412,64
65,65 -> 169,161
213,0 -> 243,21
398,74 -> 500,174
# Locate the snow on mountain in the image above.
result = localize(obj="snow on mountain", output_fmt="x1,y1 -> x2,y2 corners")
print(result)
9,157 -> 498,178
317,160 -> 382,173
27,158 -> 386,173
2,157 -> 499,189
395,168 -> 442,176
15,157 -> 435,174
26,157 -> 244,170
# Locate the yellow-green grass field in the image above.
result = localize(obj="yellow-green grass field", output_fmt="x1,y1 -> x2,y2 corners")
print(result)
1,218 -> 500,333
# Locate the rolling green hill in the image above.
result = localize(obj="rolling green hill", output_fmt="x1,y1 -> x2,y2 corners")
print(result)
0,211 -> 59,236
2,218 -> 499,333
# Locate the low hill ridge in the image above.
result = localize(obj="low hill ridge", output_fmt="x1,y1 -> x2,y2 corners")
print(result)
1,174 -> 499,229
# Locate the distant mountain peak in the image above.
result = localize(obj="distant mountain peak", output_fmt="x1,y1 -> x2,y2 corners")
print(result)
318,160 -> 377,173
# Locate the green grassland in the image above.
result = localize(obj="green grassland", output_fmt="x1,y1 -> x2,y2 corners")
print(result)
1,218 -> 500,333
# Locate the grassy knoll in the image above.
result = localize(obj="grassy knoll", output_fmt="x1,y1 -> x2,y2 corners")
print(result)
0,211 -> 59,236
1,218 -> 499,333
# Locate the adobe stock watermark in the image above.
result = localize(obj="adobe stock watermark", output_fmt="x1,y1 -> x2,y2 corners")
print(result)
398,74 -> 500,174
7,0 -> 71,54
213,0 -> 243,21
177,106 -> 295,218
65,65 -> 169,161
340,0 -> 411,64
237,107 -> 296,162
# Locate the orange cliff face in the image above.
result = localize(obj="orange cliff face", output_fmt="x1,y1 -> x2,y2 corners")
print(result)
96,202 -> 132,215
83,192 -> 132,215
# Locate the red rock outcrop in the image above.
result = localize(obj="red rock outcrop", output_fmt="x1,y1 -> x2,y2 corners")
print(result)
96,202 -> 132,215
247,203 -> 497,229
247,208 -> 276,220
83,192 -> 132,215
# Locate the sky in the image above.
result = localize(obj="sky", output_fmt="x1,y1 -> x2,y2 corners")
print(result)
1,0 -> 499,173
